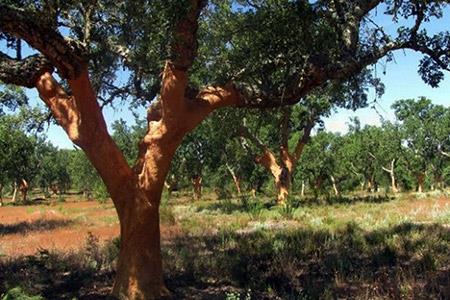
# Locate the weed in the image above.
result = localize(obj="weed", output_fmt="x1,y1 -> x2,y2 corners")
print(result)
1,287 -> 43,300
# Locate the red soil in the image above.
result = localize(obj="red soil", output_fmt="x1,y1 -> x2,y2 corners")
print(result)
0,200 -> 120,256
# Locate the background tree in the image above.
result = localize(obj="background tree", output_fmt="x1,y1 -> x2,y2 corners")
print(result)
393,98 -> 446,192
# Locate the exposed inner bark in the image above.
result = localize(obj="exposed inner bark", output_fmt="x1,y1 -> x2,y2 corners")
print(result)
416,172 -> 426,193
330,175 -> 339,196
191,175 -> 202,200
243,113 -> 314,203
18,179 -> 28,202
382,159 -> 398,193
226,163 -> 242,196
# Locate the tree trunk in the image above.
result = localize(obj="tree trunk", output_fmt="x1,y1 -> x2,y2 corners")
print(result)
416,173 -> 425,193
330,175 -> 339,196
50,183 -> 59,195
300,180 -> 305,197
19,179 -> 28,202
191,175 -> 202,200
382,159 -> 398,193
112,191 -> 169,299
0,184 -> 3,206
12,182 -> 18,203
275,167 -> 291,203
164,175 -> 178,198
390,172 -> 398,193
112,122 -> 183,299
226,164 -> 241,196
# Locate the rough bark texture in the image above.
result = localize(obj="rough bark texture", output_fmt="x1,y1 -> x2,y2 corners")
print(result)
11,183 -> 18,203
382,159 -> 398,193
330,175 -> 339,196
226,164 -> 242,196
18,179 -> 28,202
192,175 -> 202,200
245,114 -> 313,203
416,173 -> 425,193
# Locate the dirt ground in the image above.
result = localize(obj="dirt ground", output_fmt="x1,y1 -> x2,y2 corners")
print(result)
0,198 -> 121,257
1,194 -> 449,257
0,197 -> 186,257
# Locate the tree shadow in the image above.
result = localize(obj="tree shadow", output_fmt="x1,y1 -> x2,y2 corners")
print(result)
164,222 -> 450,299
197,194 -> 393,215
0,222 -> 448,299
296,194 -> 394,206
0,237 -> 118,299
0,219 -> 75,235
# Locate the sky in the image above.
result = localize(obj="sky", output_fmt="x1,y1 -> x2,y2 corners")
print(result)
5,4 -> 450,149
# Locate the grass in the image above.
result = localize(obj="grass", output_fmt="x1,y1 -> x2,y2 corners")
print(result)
0,192 -> 449,299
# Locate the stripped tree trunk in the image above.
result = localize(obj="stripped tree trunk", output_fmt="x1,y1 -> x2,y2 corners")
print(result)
382,159 -> 399,193
330,175 -> 339,196
18,179 -> 28,202
11,182 -> 18,203
241,108 -> 314,204
226,163 -> 242,196
416,172 -> 426,193
300,180 -> 305,197
191,175 -> 202,200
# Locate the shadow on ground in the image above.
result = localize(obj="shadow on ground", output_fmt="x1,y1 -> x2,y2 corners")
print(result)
0,222 -> 448,299
198,194 -> 394,215
0,219 -> 75,236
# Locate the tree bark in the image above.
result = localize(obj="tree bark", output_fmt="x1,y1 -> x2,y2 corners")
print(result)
382,159 -> 398,193
416,173 -> 425,193
242,115 -> 314,204
191,175 -> 202,200
255,149 -> 291,203
226,163 -> 242,196
112,141 -> 178,299
330,175 -> 339,196
300,180 -> 305,197
18,179 -> 28,202
12,182 -> 18,203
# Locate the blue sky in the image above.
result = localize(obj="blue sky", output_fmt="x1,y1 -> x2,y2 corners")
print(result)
323,5 -> 450,134
5,5 -> 450,148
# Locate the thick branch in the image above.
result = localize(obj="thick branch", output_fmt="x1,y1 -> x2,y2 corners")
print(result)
354,0 -> 383,20
0,52 -> 53,88
35,70 -> 133,215
440,149 -> 450,158
293,119 -> 315,162
169,0 -> 206,71
0,4 -> 86,79
280,107 -> 291,148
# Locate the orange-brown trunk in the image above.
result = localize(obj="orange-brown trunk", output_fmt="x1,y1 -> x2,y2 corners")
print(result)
417,173 -> 425,193
19,179 -> 28,202
234,177 -> 242,196
112,130 -> 181,299
192,176 -> 202,200
112,189 -> 169,299
275,168 -> 291,203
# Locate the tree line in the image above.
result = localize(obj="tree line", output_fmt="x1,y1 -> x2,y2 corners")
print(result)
2,97 -> 449,206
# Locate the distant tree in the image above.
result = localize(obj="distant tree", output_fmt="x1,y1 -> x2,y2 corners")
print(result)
392,98 -> 447,192
68,150 -> 100,198
36,143 -> 71,196
0,115 -> 38,202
